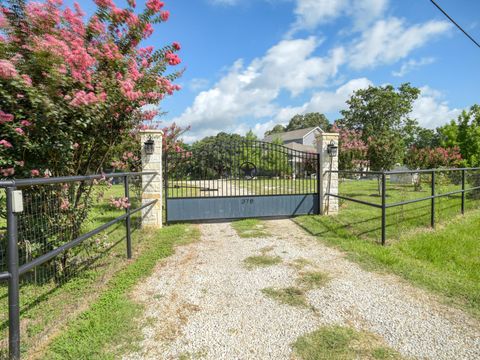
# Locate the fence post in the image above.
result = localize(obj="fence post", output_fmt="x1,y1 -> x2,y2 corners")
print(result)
461,169 -> 465,215
316,132 -> 339,215
431,171 -> 435,228
139,129 -> 163,228
6,187 -> 21,359
124,175 -> 132,259
381,173 -> 386,246
316,154 -> 322,215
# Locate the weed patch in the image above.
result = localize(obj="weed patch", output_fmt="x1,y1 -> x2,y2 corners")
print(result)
243,255 -> 282,269
292,325 -> 402,360
261,287 -> 308,308
232,219 -> 269,238
297,271 -> 330,290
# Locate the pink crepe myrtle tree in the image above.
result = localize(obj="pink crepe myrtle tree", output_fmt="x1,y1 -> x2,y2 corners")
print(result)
404,146 -> 462,191
331,123 -> 368,171
0,0 -> 184,270
109,121 -> 190,172
0,0 -> 183,179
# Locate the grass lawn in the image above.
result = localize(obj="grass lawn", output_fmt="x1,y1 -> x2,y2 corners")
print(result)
330,177 -> 480,242
295,203 -> 480,319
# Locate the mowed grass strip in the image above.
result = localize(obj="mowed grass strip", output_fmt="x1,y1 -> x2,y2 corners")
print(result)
43,224 -> 200,360
292,325 -> 402,360
231,218 -> 269,238
296,209 -> 480,319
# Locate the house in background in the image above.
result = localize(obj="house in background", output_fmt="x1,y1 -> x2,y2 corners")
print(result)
263,126 -> 323,152
263,127 -> 323,177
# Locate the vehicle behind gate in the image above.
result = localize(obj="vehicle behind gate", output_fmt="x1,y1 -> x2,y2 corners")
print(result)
164,140 -> 320,223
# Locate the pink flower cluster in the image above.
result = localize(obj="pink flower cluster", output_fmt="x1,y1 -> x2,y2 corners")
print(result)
0,168 -> 14,177
60,197 -> 70,210
69,90 -> 104,107
165,52 -> 181,66
0,110 -> 14,124
146,0 -> 164,13
0,139 -> 13,148
406,146 -> 462,169
332,124 -> 367,154
160,11 -> 169,21
94,0 -> 115,8
111,160 -> 127,170
0,59 -> 18,79
142,110 -> 159,121
109,196 -> 131,209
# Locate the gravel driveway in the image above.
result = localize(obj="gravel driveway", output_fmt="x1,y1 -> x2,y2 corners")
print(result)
124,219 -> 480,360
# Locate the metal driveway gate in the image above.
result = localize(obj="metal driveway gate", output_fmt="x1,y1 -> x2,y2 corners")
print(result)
165,140 -> 320,222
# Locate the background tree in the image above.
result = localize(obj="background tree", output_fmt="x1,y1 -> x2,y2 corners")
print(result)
340,83 -> 420,170
437,120 -> 460,148
404,146 -> 462,170
436,105 -> 480,167
264,112 -> 330,137
264,124 -> 285,136
286,112 -> 330,131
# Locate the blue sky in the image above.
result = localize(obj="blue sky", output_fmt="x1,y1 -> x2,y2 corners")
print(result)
73,0 -> 480,142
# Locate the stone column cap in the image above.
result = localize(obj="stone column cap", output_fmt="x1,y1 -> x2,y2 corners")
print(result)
139,129 -> 164,135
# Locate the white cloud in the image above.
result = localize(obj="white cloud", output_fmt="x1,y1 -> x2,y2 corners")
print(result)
180,77 -> 371,142
349,18 -> 450,69
392,57 -> 436,77
290,0 -> 388,33
189,78 -> 210,92
273,77 -> 373,122
411,86 -> 462,129
172,37 -> 345,140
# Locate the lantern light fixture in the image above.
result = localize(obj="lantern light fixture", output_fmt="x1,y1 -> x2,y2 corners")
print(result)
144,137 -> 155,155
327,140 -> 338,158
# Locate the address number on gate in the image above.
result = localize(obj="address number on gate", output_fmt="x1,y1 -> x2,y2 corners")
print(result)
241,198 -> 254,205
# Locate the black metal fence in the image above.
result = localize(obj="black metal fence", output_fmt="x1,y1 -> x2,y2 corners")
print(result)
325,167 -> 480,245
0,172 -> 157,359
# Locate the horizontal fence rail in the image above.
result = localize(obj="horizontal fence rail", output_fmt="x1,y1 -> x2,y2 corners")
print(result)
325,168 -> 480,245
0,172 -> 157,359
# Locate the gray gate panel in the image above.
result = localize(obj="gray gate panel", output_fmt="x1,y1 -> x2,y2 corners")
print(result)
167,194 -> 318,222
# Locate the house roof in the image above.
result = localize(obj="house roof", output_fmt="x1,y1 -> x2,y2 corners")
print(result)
283,142 -> 316,153
263,127 -> 322,143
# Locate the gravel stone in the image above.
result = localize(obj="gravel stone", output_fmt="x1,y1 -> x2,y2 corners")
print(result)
124,219 -> 480,360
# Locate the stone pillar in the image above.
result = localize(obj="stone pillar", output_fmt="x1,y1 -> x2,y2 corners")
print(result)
316,132 -> 339,215
140,129 -> 163,228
